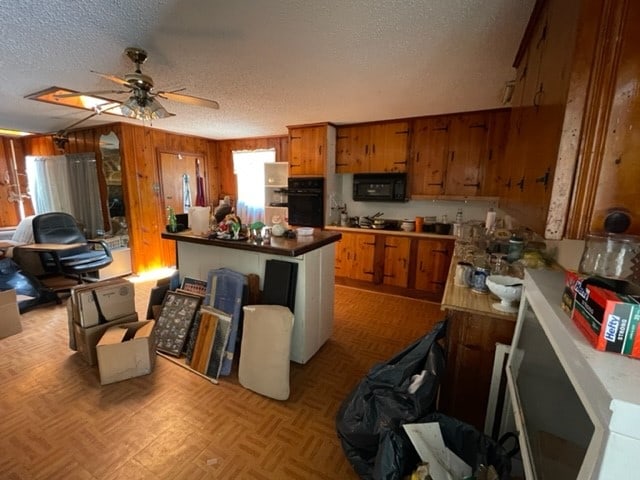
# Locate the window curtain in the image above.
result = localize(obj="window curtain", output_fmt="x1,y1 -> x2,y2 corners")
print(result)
232,149 -> 276,225
26,153 -> 105,238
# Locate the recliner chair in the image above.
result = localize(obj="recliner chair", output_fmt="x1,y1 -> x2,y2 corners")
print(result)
31,212 -> 113,282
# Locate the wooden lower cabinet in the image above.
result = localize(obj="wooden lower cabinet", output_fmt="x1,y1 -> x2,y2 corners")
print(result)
334,231 -> 454,301
438,309 -> 516,431
335,231 -> 376,282
415,238 -> 452,295
382,236 -> 411,287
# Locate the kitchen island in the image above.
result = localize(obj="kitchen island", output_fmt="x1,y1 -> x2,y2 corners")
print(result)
161,229 -> 342,364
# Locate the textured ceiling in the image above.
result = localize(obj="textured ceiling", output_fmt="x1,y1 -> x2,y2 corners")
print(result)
0,0 -> 534,140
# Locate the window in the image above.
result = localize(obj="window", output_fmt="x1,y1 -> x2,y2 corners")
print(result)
232,149 -> 275,225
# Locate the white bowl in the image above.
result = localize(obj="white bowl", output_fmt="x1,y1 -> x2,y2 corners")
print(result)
296,227 -> 314,236
486,275 -> 523,313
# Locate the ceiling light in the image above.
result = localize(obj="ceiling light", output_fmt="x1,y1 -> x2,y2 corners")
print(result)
120,96 -> 171,121
26,87 -> 126,117
0,128 -> 32,137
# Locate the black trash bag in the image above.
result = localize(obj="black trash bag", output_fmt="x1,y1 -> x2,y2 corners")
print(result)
336,321 -> 447,480
419,412 -> 515,479
0,257 -> 58,313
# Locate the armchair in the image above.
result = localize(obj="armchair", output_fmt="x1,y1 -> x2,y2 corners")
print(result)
31,212 -> 113,282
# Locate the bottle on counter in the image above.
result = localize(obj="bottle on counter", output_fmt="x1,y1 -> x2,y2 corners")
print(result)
456,208 -> 463,224
167,206 -> 177,233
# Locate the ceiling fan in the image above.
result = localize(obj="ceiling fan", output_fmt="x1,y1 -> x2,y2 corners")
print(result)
56,47 -> 220,121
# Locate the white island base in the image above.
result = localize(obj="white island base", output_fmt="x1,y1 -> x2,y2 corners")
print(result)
175,240 -> 336,364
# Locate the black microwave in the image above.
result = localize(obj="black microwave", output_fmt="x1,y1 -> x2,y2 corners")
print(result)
352,173 -> 407,202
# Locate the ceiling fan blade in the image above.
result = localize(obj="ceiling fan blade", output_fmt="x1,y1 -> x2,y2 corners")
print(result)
54,89 -> 130,99
156,90 -> 220,109
91,70 -> 131,87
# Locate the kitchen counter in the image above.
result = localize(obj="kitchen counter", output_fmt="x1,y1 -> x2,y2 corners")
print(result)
161,229 -> 342,256
440,254 -> 517,319
324,225 -> 456,240
162,228 -> 340,364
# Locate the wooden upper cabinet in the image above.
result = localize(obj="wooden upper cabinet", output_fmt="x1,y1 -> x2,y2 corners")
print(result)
410,116 -> 450,195
335,121 -> 409,173
335,125 -> 367,173
481,109 -> 511,197
288,125 -> 326,176
410,110 -> 507,199
445,113 -> 489,196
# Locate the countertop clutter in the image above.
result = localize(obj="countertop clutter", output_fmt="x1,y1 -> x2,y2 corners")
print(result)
324,225 -> 456,240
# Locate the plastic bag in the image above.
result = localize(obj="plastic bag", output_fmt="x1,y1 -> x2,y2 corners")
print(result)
0,257 -> 58,312
336,321 -> 447,480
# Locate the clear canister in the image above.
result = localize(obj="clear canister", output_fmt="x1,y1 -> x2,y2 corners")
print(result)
578,233 -> 640,283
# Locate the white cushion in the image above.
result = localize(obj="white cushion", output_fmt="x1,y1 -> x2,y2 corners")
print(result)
11,215 -> 35,244
239,305 -> 294,400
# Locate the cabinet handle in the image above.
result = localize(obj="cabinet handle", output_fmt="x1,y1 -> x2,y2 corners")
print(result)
384,243 -> 397,249
427,181 -> 444,187
336,162 -> 348,167
290,135 -> 302,140
290,163 -> 301,167
396,130 -> 410,135
470,123 -> 488,130
364,241 -> 375,246
463,182 -> 480,188
383,273 -> 394,278
516,176 -> 525,191
372,144 -> 376,155
364,270 -> 375,275
449,151 -> 455,162
534,84 -> 544,108
365,145 -> 369,155
415,151 -> 420,163
432,249 -> 448,254
403,259 -> 407,268
504,178 -> 512,189
419,261 -> 424,270
433,125 -> 449,132
393,160 -> 408,165
318,145 -> 322,156
535,168 -> 551,189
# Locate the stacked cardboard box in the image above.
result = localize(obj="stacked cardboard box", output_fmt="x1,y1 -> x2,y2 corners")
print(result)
67,278 -> 138,365
0,289 -> 22,338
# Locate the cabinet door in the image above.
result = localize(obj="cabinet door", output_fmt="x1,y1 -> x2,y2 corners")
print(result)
335,126 -> 368,173
334,232 -> 353,276
445,112 -> 489,196
352,233 -> 376,282
382,236 -> 411,288
414,238 -> 453,294
481,110 -> 511,197
368,122 -> 410,173
410,116 -> 450,196
289,126 -> 326,176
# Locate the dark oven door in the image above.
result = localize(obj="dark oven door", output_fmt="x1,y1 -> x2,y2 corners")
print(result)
287,190 -> 324,227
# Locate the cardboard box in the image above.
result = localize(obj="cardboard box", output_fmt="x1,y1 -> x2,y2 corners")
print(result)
96,320 -> 156,385
74,313 -> 138,365
572,281 -> 640,358
0,289 -> 22,338
76,281 -> 135,327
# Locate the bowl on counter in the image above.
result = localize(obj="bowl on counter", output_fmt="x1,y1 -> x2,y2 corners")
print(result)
486,275 -> 523,313
400,219 -> 416,232
296,227 -> 314,236
434,222 -> 452,235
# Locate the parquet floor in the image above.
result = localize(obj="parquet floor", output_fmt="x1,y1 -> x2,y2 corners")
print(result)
0,278 -> 444,479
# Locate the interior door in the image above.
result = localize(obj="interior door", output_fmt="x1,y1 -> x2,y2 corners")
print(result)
159,152 -> 200,215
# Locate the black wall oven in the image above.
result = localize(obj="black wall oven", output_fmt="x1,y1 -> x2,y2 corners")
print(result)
287,177 -> 324,227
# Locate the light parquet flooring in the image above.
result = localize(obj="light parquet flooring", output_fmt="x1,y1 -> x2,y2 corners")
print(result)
0,280 -> 444,480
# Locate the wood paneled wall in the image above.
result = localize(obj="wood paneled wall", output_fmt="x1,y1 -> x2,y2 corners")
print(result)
0,137 -> 34,227
5,124 -> 288,274
214,136 -> 289,202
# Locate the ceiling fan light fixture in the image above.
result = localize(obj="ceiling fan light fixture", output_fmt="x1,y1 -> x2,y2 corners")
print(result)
120,96 -> 171,120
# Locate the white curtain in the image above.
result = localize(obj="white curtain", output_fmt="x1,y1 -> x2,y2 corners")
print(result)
26,153 -> 105,238
232,149 -> 276,225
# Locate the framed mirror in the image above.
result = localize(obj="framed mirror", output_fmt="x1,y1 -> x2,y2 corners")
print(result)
99,131 -> 127,235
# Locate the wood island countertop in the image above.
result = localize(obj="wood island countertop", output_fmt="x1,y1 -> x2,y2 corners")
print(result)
161,229 -> 342,257
440,255 -> 517,320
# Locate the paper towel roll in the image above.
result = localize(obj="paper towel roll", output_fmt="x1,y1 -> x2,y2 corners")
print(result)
485,209 -> 496,231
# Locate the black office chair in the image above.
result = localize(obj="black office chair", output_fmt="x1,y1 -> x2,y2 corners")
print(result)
31,212 -> 113,283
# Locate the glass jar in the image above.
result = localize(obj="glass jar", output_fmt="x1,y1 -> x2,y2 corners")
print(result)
507,235 -> 524,262
579,233 -> 640,283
